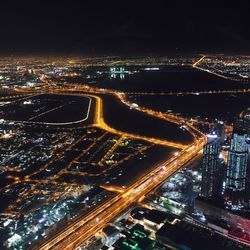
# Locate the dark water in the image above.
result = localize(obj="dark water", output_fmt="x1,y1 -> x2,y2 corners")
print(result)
129,93 -> 250,124
97,66 -> 248,93
101,94 -> 193,144
94,66 -> 250,124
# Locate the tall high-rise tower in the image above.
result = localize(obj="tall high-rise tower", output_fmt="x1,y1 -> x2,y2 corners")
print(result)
201,134 -> 223,199
225,129 -> 249,205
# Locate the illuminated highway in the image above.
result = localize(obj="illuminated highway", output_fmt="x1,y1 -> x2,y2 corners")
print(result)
193,55 -> 231,80
37,137 -> 206,250
6,80 -> 244,248
88,93 -> 188,149
8,87 -> 190,149
6,85 -> 232,250
7,85 -> 203,250
192,55 -> 249,82
1,56 -> 249,249
124,88 -> 250,96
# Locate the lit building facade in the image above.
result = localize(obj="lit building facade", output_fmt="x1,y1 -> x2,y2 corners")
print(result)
225,130 -> 249,205
201,135 -> 223,199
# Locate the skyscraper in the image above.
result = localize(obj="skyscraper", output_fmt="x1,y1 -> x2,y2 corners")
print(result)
201,134 -> 223,199
235,109 -> 250,139
225,129 -> 249,205
214,121 -> 225,144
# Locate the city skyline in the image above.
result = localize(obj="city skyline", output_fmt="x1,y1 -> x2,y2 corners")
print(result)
0,54 -> 250,249
0,2 -> 250,250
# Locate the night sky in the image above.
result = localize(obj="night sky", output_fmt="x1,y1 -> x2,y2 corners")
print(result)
0,1 -> 249,55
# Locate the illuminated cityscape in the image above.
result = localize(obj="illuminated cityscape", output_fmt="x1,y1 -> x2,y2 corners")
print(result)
0,2 -> 250,250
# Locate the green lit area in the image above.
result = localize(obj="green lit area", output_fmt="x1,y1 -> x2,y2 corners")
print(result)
122,238 -> 140,250
114,226 -> 167,250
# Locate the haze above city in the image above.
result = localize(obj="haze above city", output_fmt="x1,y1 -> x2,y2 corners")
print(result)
0,1 -> 249,54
